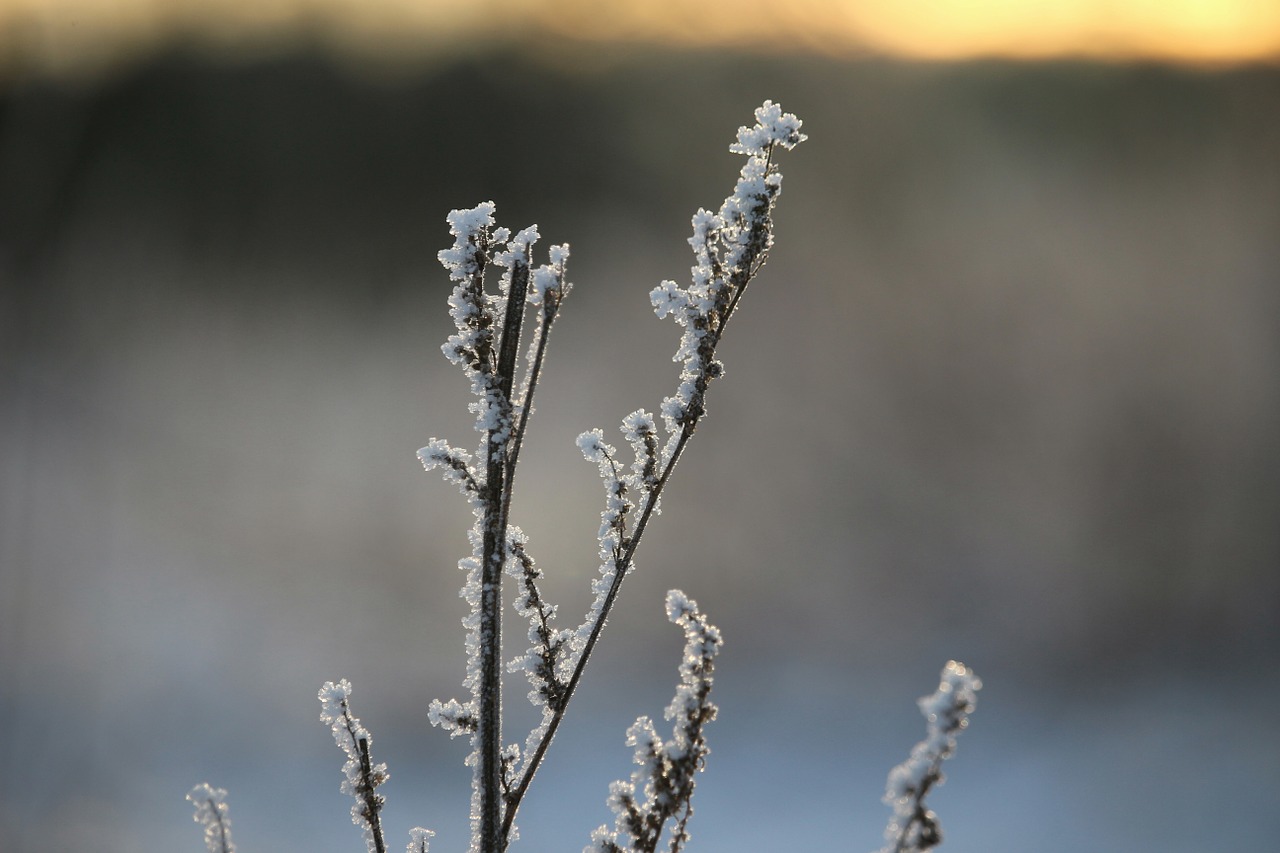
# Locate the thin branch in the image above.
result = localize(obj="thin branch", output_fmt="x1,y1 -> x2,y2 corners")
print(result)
880,661 -> 981,853
499,276 -> 748,844
504,296 -> 558,502
357,738 -> 388,853
187,784 -> 236,853
477,248 -> 531,853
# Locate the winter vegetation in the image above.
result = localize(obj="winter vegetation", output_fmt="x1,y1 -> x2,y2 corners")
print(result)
187,101 -> 978,853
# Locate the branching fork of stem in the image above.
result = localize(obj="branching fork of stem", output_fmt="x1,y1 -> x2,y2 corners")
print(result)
497,226 -> 775,851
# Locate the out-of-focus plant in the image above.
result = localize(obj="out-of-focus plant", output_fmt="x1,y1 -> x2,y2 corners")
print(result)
880,662 -> 982,853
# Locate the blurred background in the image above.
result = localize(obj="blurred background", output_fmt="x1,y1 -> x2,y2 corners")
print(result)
2,2 -> 1279,851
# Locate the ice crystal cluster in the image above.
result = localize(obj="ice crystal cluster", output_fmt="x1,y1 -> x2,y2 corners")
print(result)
185,101 -> 980,853
187,783 -> 235,853
880,661 -> 982,853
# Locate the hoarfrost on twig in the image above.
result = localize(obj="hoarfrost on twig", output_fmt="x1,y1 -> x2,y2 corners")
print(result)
319,679 -> 393,853
187,783 -> 236,853
879,661 -> 981,853
587,590 -> 722,853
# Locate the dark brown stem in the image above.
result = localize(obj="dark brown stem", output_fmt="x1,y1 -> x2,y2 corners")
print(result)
357,738 -> 387,853
478,255 -> 530,853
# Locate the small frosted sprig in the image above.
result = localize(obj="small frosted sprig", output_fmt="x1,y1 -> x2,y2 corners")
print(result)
439,202 -> 504,283
406,827 -> 435,853
728,99 -> 807,156
571,102 -> 803,676
319,679 -> 392,853
650,100 -> 805,462
417,439 -> 481,500
572,429 -> 635,649
880,661 -> 982,853
515,244 -> 572,445
530,244 -> 572,310
428,696 -> 478,737
505,528 -> 572,712
439,203 -> 501,372
577,429 -> 633,555
587,591 -> 721,853
187,783 -> 236,853
621,410 -> 660,495
437,201 -> 514,440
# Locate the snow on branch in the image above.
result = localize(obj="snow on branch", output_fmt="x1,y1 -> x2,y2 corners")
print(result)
319,679 -> 394,853
566,102 -> 808,671
418,438 -> 482,501
587,591 -> 722,853
494,102 -> 805,846
505,527 -> 572,713
406,827 -> 435,853
880,661 -> 982,853
187,783 -> 236,853
650,99 -> 806,462
424,200 -> 578,852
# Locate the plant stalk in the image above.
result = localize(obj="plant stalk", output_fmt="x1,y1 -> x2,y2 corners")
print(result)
479,256 -> 530,853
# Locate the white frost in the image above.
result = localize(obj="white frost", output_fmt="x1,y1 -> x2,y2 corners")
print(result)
187,783 -> 236,853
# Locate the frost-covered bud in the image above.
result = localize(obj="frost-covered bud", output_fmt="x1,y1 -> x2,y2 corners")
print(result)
660,393 -> 688,427
577,428 -> 612,464
620,409 -> 660,495
650,280 -> 689,320
620,410 -> 656,442
664,589 -> 696,623
880,661 -> 981,853
531,266 -> 560,306
407,827 -> 434,853
495,224 -> 540,313
319,680 -> 391,853
428,697 -> 478,737
728,100 -> 807,156
418,439 -> 480,496
497,225 -> 540,267
438,202 -> 498,281
586,823 -> 624,853
918,660 -> 981,729
687,209 -> 721,275
319,680 -> 363,752
530,243 -> 572,316
187,783 -> 236,853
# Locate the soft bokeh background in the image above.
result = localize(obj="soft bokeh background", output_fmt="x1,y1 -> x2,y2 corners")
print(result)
3,3 -> 1279,851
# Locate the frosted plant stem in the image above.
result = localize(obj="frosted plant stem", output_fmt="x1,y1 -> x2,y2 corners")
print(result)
357,738 -> 388,853
504,308 -> 551,494
500,139 -> 789,846
478,260 -> 530,853
318,680 -> 391,853
478,438 -> 507,853
500,429 -> 691,846
499,258 -> 752,846
586,591 -> 721,853
432,103 -> 803,852
880,662 -> 981,853
187,784 -> 236,853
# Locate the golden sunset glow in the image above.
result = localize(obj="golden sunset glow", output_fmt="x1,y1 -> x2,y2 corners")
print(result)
2,0 -> 1278,82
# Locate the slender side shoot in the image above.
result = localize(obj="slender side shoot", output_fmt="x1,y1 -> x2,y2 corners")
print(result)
880,661 -> 982,853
